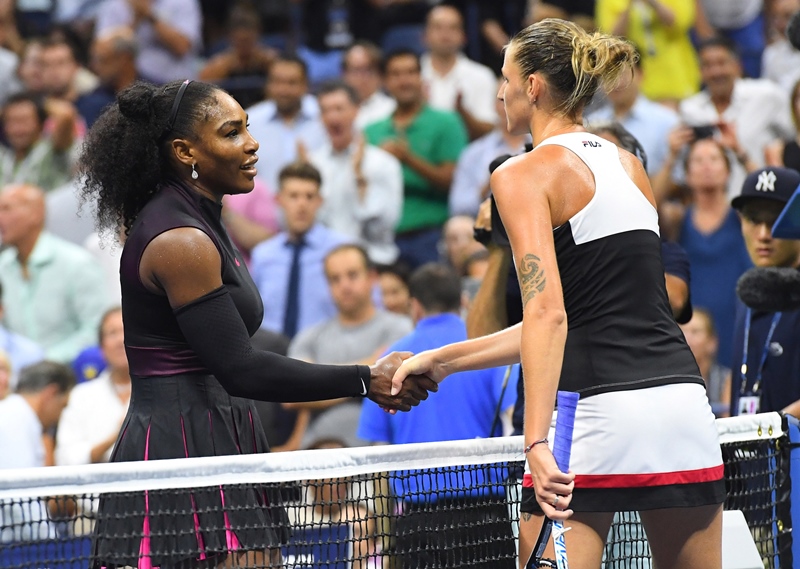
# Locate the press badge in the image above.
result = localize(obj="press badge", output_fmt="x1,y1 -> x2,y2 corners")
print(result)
738,396 -> 760,415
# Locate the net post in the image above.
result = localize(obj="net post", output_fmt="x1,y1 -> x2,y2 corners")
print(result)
785,414 -> 800,569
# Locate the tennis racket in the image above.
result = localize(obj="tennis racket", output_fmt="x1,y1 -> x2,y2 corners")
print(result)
527,390 -> 579,569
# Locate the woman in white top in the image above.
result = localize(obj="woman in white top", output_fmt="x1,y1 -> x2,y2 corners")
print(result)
392,18 -> 725,569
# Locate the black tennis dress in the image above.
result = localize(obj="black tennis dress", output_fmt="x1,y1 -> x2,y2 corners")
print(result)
91,180 -> 369,568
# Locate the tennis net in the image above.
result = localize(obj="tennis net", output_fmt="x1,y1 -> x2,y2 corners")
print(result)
0,412 -> 792,568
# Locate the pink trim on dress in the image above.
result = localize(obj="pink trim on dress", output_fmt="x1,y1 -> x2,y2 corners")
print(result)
248,409 -> 270,506
181,416 -> 207,560
218,487 -> 241,551
248,409 -> 257,453
139,423 -> 154,569
209,409 -> 241,552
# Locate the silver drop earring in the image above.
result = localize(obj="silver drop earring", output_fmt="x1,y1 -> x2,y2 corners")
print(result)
191,163 -> 199,180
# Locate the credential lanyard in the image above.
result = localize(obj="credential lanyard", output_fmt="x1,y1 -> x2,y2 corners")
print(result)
739,309 -> 782,395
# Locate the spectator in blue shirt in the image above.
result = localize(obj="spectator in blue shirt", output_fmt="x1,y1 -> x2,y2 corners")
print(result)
250,161 -> 351,338
660,138 -> 753,366
449,82 -> 530,218
730,167 -> 800,417
358,262 -> 517,569
245,56 -> 326,194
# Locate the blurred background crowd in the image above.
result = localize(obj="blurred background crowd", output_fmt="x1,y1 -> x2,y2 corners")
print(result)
0,0 -> 799,474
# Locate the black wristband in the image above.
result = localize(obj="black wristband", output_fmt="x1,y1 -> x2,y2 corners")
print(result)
473,226 -> 492,246
356,365 -> 371,397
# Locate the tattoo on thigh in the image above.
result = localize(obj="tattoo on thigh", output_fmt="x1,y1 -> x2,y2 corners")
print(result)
522,512 -> 532,521
519,254 -> 546,307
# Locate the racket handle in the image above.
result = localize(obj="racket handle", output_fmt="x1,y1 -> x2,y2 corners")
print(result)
552,391 -> 579,473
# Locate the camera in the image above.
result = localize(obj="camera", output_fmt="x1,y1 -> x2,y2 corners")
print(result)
691,124 -> 716,140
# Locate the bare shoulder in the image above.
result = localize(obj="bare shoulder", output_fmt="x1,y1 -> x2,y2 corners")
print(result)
617,146 -> 656,208
490,144 -> 593,223
491,146 -> 570,193
140,227 -> 223,307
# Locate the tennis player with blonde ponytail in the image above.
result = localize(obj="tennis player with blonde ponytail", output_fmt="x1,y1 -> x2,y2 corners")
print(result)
392,19 -> 725,569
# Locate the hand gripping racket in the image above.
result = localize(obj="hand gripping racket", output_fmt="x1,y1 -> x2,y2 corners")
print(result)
527,390 -> 579,569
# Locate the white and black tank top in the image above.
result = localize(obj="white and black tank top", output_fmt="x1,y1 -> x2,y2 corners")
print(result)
539,132 -> 703,398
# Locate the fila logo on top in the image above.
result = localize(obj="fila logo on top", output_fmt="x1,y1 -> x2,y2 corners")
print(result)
756,170 -> 777,192
582,140 -> 601,148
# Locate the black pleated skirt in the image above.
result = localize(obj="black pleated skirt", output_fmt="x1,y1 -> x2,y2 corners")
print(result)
91,374 -> 288,568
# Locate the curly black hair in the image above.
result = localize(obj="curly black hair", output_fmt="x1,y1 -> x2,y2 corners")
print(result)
77,80 -> 223,233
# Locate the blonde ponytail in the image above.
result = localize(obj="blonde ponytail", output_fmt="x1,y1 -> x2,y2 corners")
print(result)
509,19 -> 638,118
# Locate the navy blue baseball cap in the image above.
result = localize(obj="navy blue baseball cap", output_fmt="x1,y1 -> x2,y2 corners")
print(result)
732,167 -> 800,210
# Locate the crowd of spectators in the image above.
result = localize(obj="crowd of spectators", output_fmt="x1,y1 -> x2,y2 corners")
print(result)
0,0 -> 799,515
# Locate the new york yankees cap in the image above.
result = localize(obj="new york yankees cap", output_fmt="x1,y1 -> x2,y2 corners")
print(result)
732,167 -> 800,210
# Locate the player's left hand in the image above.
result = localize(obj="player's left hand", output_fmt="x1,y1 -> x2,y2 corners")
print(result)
527,444 -> 575,521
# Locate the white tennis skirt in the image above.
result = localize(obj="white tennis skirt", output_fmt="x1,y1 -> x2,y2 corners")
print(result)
521,382 -> 727,513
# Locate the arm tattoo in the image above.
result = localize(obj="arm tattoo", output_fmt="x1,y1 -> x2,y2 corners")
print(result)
522,512 -> 533,521
519,254 -> 547,307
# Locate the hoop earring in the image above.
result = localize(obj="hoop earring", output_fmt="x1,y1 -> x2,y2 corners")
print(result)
191,163 -> 199,180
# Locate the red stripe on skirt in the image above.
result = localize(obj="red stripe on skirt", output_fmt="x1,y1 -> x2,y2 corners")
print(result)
575,465 -> 724,488
523,464 -> 723,489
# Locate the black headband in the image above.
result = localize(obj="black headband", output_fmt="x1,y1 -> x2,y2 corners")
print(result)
164,79 -> 192,134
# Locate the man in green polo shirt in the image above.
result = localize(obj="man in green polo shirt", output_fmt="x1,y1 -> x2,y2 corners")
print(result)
364,49 -> 468,268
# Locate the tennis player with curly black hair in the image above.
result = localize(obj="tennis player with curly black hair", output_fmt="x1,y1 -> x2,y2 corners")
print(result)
79,79 -> 437,569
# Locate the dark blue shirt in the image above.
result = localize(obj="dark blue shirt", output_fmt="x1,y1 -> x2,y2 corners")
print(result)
679,207 -> 752,366
730,300 -> 800,415
75,85 -> 116,128
661,240 -> 693,323
358,313 -> 517,501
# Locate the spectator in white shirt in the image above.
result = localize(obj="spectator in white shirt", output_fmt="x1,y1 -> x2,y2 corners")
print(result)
311,81 -> 403,265
0,361 -> 74,543
56,307 -> 130,466
0,361 -> 74,470
421,5 -> 497,140
680,37 -> 795,197
342,41 -> 396,131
